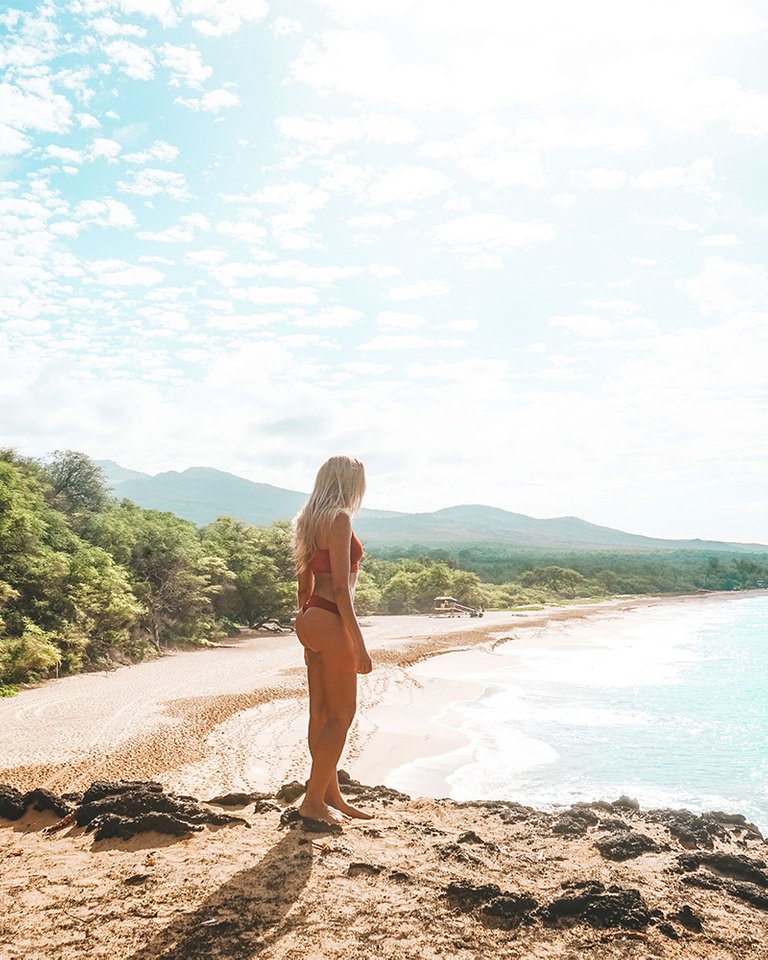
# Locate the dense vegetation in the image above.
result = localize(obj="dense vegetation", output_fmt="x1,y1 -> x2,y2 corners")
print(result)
2,449 -> 766,692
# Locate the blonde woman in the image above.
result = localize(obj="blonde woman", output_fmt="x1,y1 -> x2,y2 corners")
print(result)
293,455 -> 373,825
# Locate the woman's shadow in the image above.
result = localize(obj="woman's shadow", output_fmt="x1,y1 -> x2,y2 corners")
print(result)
124,829 -> 313,960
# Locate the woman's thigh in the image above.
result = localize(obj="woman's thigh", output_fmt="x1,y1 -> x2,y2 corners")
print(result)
297,610 -> 357,720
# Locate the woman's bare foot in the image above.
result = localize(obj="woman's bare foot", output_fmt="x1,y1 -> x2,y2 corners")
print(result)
326,792 -> 375,820
297,800 -> 349,825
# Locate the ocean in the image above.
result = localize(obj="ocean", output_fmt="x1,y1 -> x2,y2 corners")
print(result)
385,594 -> 768,832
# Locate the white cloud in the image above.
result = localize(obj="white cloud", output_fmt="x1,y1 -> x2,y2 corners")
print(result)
45,144 -> 83,165
384,281 -> 450,300
376,311 -> 425,329
73,198 -> 136,229
159,43 -> 213,89
680,257 -> 768,316
272,16 -> 303,36
179,0 -> 269,36
117,168 -> 190,200
86,259 -> 164,286
123,140 -> 179,164
104,40 -> 155,81
89,137 -> 122,160
118,0 -> 178,28
366,165 -> 451,205
359,334 -> 435,350
346,213 -> 395,230
91,16 -> 147,37
698,234 -> 740,247
241,286 -> 318,305
138,213 -> 209,242
0,79 -> 72,133
215,219 -> 267,246
422,126 -> 546,187
0,123 -> 31,155
433,214 -> 556,268
175,88 -> 241,112
550,314 -> 616,337
276,113 -> 418,153
294,306 -> 365,328
76,113 -> 100,129
631,157 -> 716,195
577,168 -> 627,190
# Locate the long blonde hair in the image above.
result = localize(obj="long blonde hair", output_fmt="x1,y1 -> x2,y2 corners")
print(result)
293,455 -> 366,573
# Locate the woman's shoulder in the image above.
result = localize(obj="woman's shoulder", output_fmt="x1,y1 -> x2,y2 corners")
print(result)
329,510 -> 352,535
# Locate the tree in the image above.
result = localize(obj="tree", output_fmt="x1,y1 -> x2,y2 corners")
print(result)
43,450 -> 110,516
519,565 -> 591,599
200,517 -> 295,628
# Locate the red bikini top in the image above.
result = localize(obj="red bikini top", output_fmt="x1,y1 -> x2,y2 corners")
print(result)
310,531 -> 363,574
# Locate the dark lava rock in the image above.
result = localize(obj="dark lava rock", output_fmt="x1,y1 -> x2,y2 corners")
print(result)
646,808 -> 727,849
612,795 -> 641,812
0,785 -> 27,821
76,782 -> 248,840
435,842 -> 482,864
479,893 -> 538,929
706,811 -> 763,840
598,816 -> 630,831
90,812 -> 205,841
81,781 -> 164,804
389,870 -> 411,882
657,921 -> 680,939
347,862 -> 383,877
124,874 -> 150,886
446,880 -> 502,912
0,785 -> 73,821
594,829 -> 663,861
363,828 -> 382,838
458,830 -> 485,844
253,799 -> 280,814
275,780 -> 306,803
207,791 -> 272,806
681,873 -> 768,911
336,770 -> 409,804
552,807 -> 600,836
670,904 -> 703,932
540,880 -> 652,930
678,851 -> 768,887
457,830 -> 499,853
454,800 -> 535,824
279,808 -> 343,834
22,788 -> 73,818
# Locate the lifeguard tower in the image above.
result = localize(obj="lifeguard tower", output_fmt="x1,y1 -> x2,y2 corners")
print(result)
433,596 -> 484,618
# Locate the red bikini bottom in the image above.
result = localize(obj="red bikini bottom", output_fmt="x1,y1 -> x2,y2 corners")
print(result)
301,594 -> 340,616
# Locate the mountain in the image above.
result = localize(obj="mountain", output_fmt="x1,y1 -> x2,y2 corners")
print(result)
97,461 -> 768,554
96,460 -> 152,486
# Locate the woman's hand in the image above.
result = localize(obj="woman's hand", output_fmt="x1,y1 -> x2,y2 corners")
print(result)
355,648 -> 372,675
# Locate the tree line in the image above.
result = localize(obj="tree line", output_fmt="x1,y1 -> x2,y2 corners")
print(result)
2,449 -> 766,691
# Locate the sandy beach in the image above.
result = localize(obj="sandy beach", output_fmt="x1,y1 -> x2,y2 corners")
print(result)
0,598 -> 666,797
3,593 -> 768,960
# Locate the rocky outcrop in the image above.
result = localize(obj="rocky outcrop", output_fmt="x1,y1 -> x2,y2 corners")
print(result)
0,779 -> 249,841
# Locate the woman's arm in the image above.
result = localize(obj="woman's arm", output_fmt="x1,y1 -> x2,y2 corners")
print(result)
297,565 -> 314,609
328,512 -> 371,672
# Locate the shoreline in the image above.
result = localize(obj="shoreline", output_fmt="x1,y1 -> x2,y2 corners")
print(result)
1,590 -> 764,809
349,591 -> 768,820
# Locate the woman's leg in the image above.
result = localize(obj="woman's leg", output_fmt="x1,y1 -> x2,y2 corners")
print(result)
305,646 -> 374,820
296,608 -> 357,823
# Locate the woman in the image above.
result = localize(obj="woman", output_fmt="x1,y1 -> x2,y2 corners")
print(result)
293,455 -> 373,825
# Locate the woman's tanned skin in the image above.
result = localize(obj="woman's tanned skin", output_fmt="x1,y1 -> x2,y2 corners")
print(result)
295,512 -> 373,825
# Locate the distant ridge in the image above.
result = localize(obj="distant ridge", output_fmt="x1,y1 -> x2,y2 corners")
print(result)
95,460 -> 768,554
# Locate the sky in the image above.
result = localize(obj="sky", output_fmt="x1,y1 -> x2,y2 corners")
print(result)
1,0 -> 767,543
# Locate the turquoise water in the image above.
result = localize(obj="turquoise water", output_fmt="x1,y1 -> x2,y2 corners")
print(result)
388,595 -> 768,831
